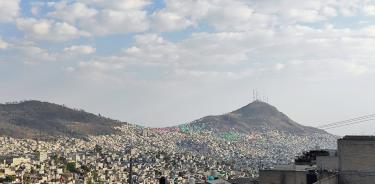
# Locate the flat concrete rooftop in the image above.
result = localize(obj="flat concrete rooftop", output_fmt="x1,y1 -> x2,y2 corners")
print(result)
264,165 -> 314,171
342,135 -> 375,141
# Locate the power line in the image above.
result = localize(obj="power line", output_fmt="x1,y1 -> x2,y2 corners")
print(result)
317,113 -> 375,129
316,114 -> 375,130
323,118 -> 375,130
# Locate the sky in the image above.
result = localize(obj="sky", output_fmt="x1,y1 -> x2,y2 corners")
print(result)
1,0 -> 375,135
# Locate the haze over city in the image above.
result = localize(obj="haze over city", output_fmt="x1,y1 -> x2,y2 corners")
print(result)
1,0 -> 375,135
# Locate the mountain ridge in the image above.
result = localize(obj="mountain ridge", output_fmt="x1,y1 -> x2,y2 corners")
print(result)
181,100 -> 327,135
0,100 -> 331,139
0,100 -> 124,139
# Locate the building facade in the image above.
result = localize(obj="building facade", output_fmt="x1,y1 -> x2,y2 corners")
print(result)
338,136 -> 375,184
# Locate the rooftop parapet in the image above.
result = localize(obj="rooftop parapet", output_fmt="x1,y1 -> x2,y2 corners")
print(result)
341,135 -> 375,141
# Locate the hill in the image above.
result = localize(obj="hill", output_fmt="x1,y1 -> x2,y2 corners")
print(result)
0,100 -> 332,142
179,101 -> 327,135
0,100 -> 124,139
0,100 -> 337,169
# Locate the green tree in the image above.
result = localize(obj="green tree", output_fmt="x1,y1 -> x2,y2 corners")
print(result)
95,145 -> 103,153
66,162 -> 77,173
0,175 -> 16,182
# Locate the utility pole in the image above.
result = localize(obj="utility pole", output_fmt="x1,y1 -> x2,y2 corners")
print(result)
127,147 -> 133,184
128,158 -> 133,184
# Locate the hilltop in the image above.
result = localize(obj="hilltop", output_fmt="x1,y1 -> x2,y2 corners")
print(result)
0,100 -> 124,139
179,101 -> 327,135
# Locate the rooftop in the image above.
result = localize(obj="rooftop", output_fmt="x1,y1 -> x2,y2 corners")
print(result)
262,165 -> 314,172
342,135 -> 375,141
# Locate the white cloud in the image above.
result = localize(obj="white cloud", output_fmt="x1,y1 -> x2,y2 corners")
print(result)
363,5 -> 375,16
79,0 -> 151,10
0,38 -> 8,49
8,0 -> 375,78
151,0 -> 342,32
82,9 -> 149,35
48,2 -> 97,24
174,69 -> 254,80
64,45 -> 96,55
337,0 -> 362,17
16,18 -> 90,41
202,1 -> 268,31
14,43 -> 57,64
152,0 -> 270,31
322,6 -> 338,17
65,66 -> 75,73
118,32 -> 265,67
250,0 -> 340,24
274,63 -> 285,71
23,0 -> 361,35
344,62 -> 368,76
30,2 -> 45,16
79,60 -> 125,71
48,0 -> 150,35
31,6 -> 40,16
0,0 -> 20,22
151,0 -> 206,31
71,21 -> 375,83
72,31 -> 272,81
285,9 -> 324,23
152,11 -> 194,32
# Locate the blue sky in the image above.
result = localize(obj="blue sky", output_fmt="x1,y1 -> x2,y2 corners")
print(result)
2,0 -> 375,135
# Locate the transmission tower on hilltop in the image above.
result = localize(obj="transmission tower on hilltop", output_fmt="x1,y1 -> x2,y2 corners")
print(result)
253,89 -> 269,103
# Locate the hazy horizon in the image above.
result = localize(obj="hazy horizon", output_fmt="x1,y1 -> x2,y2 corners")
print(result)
0,98 -> 372,136
1,0 -> 375,136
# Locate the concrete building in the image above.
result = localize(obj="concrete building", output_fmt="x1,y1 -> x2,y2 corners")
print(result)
313,175 -> 337,184
316,149 -> 338,172
39,152 -> 48,162
259,165 -> 316,184
206,179 -> 231,184
316,155 -> 338,171
257,135 -> 375,184
338,136 -> 375,184
11,157 -> 30,167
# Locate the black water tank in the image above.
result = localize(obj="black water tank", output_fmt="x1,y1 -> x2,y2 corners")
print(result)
306,170 -> 318,184
160,176 -> 167,184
